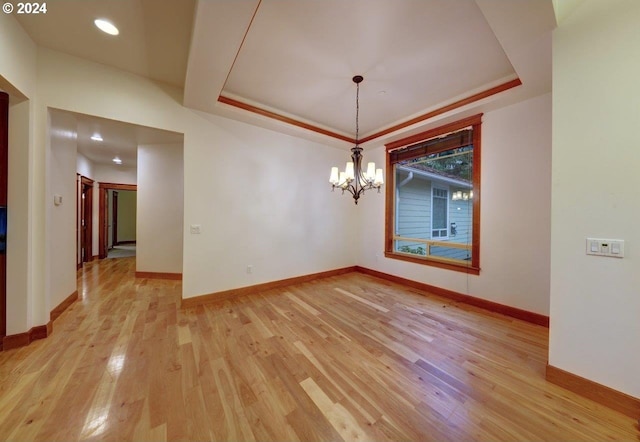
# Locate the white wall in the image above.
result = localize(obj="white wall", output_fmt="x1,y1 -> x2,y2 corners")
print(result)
182,112 -> 358,298
2,14 -> 37,334
76,153 -> 93,178
116,191 -> 137,242
357,93 -> 552,316
93,163 -> 137,185
550,0 -> 640,398
48,110 -> 79,310
0,12 -> 37,99
6,99 -> 33,334
137,144 -> 183,273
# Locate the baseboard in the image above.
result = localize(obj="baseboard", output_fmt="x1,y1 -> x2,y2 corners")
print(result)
50,290 -> 79,322
355,266 -> 549,327
2,322 -> 51,351
546,364 -> 640,419
2,289 -> 78,352
116,240 -> 136,245
181,266 -> 357,308
135,271 -> 182,280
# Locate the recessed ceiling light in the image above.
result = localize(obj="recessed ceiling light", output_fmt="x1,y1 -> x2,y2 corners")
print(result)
94,19 -> 119,36
112,156 -> 122,165
90,133 -> 103,141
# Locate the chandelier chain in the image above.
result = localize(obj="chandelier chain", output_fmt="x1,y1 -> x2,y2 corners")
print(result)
355,82 -> 359,144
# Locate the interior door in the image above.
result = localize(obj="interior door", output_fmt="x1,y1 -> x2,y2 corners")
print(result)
0,91 -> 8,345
81,179 -> 93,263
98,187 -> 107,259
112,191 -> 118,246
80,187 -> 85,262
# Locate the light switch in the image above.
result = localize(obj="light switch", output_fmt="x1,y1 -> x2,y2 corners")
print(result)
586,238 -> 624,258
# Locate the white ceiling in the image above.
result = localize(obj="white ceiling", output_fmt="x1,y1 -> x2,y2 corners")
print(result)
16,0 -> 556,149
223,0 -> 517,136
51,109 -> 183,167
186,0 -> 556,145
15,0 -> 195,87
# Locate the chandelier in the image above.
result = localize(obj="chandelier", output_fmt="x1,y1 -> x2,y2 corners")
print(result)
329,75 -> 384,204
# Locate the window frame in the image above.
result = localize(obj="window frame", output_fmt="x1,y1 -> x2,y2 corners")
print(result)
384,114 -> 482,274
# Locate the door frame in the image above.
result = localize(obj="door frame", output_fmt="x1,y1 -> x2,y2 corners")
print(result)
112,191 -> 119,246
0,91 -> 8,347
76,174 -> 79,269
80,176 -> 94,264
98,182 -> 137,259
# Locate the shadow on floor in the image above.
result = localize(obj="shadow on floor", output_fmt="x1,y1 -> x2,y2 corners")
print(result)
107,244 -> 136,259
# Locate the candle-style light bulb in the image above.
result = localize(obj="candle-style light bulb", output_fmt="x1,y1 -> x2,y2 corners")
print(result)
329,167 -> 339,184
374,168 -> 384,186
366,162 -> 375,181
345,162 -> 355,181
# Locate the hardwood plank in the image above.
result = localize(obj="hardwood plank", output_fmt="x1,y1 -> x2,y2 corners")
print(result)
299,377 -> 369,441
0,257 -> 636,441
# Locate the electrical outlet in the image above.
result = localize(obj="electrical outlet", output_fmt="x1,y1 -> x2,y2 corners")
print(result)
246,265 -> 253,274
190,224 -> 201,234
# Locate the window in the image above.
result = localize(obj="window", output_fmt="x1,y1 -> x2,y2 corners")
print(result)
385,115 -> 481,274
431,187 -> 449,238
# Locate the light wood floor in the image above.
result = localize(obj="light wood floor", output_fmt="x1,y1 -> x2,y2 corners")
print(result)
0,258 -> 637,441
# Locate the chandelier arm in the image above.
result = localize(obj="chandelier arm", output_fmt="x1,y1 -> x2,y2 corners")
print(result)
348,182 -> 358,197
353,184 -> 366,204
357,170 -> 373,186
334,181 -> 358,198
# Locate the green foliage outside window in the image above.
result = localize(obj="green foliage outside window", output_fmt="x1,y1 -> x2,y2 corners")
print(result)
398,245 -> 426,256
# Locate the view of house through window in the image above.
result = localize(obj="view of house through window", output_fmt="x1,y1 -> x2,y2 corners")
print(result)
385,115 -> 481,273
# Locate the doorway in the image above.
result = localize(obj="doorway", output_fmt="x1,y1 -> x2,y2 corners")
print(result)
79,176 -> 94,264
112,190 -> 119,245
98,183 -> 137,259
1,91 -> 8,346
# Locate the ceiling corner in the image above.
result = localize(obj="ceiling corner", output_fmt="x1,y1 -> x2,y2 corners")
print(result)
552,0 -> 585,26
475,0 -> 556,98
183,0 -> 260,112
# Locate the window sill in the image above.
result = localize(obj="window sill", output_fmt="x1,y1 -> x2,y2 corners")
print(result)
384,251 -> 480,275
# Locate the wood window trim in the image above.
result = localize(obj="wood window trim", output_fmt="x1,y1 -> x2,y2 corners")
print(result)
384,114 -> 482,275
